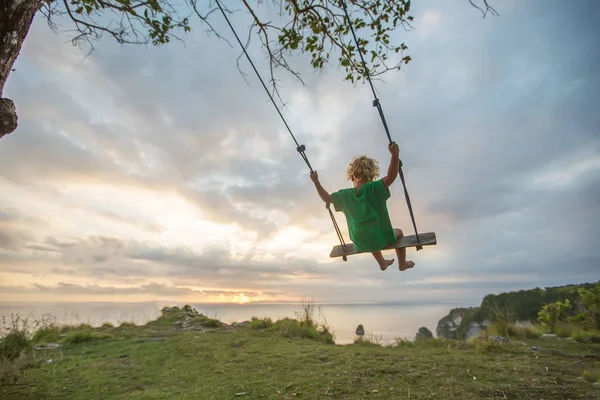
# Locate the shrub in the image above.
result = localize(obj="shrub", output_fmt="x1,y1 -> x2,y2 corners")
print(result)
0,314 -> 36,385
0,330 -> 30,360
198,316 -> 223,328
273,318 -> 333,344
571,330 -> 600,343
295,299 -> 318,328
555,323 -> 577,338
486,321 -> 540,339
182,304 -> 196,313
288,298 -> 335,344
250,317 -> 273,330
538,299 -> 572,332
570,286 -> 600,330
32,326 -> 61,344
0,315 -> 31,360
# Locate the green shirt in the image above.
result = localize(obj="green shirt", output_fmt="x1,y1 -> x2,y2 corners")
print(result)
331,178 -> 397,252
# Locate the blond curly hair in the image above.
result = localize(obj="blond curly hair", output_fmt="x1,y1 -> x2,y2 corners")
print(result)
346,155 -> 380,182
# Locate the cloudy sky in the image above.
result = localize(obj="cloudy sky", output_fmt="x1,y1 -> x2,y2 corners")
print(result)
0,0 -> 598,306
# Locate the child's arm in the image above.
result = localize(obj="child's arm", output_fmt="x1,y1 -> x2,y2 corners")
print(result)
382,142 -> 400,188
310,171 -> 333,204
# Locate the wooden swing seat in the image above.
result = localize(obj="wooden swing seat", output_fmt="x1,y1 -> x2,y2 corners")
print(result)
329,232 -> 437,258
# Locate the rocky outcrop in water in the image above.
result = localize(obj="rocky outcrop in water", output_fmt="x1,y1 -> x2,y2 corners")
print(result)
415,327 -> 433,340
355,324 -> 365,336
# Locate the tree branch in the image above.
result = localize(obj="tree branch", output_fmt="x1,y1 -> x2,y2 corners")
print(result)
469,0 -> 499,18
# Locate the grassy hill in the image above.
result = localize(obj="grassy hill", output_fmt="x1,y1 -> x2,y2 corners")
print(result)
1,304 -> 599,399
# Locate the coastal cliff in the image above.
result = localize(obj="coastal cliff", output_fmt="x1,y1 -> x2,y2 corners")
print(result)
436,281 -> 598,339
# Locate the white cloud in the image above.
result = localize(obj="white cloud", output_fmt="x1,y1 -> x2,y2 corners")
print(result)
532,155 -> 600,190
1,0 -> 598,305
418,10 -> 445,38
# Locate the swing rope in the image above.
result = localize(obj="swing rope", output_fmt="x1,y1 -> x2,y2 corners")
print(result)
339,0 -> 423,250
214,0 -> 349,259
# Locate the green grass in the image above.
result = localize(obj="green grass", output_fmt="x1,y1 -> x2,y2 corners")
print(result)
269,317 -> 334,344
353,334 -> 385,347
555,323 -> 579,338
571,330 -> 600,343
31,326 -> 61,344
1,306 -> 599,399
581,362 -> 600,383
249,316 -> 273,330
2,326 -> 599,399
548,322 -> 600,343
60,330 -> 114,344
485,321 -> 541,340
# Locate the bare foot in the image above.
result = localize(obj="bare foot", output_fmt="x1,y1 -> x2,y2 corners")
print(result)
379,259 -> 395,271
399,260 -> 415,271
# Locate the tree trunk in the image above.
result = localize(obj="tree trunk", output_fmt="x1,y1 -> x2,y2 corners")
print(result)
1,0 -> 42,139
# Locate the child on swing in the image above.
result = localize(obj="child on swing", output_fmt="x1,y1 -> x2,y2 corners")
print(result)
310,142 -> 415,272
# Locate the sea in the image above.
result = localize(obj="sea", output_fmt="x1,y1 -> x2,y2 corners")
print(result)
0,301 -> 468,345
